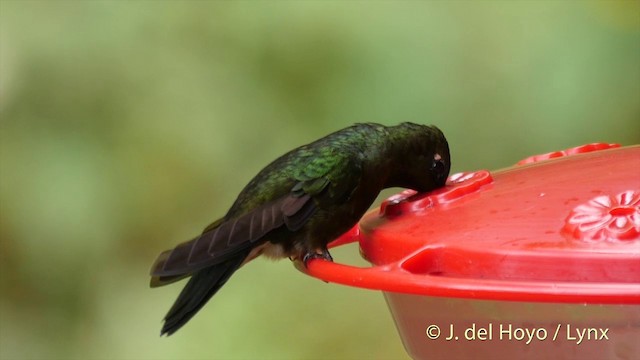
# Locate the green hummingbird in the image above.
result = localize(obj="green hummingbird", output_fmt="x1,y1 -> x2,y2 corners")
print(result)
150,122 -> 450,335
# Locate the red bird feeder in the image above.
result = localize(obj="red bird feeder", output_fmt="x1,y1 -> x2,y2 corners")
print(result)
297,144 -> 640,360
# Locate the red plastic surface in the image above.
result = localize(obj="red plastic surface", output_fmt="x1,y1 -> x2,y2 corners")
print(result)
296,144 -> 640,303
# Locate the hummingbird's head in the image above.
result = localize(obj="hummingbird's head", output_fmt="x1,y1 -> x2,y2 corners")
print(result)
385,123 -> 451,192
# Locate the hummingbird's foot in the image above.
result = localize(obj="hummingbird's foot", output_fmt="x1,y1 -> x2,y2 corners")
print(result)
302,248 -> 333,267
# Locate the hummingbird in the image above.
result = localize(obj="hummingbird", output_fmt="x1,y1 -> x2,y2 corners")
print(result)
150,122 -> 450,335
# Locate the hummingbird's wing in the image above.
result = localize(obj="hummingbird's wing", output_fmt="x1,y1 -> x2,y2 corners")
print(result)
149,151 -> 362,282
149,192 -> 313,281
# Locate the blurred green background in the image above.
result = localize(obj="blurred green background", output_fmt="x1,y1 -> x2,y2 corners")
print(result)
1,1 -> 638,359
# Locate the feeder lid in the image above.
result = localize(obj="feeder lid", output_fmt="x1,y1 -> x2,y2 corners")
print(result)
298,144 -> 640,303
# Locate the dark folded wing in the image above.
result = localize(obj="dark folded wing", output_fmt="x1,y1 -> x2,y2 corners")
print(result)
150,192 -> 313,278
150,150 -> 363,281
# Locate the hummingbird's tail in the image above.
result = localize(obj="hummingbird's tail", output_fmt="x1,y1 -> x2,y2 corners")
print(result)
159,250 -> 250,336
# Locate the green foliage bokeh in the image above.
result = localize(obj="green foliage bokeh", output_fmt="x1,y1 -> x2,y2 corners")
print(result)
1,1 -> 638,359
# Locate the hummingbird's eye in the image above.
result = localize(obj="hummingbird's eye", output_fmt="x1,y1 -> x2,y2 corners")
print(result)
431,154 -> 448,185
431,154 -> 446,174
432,159 -> 445,174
